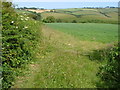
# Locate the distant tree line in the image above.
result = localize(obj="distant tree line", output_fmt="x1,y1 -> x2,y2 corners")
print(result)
17,7 -> 45,10
42,16 -> 118,24
27,11 -> 41,20
42,16 -> 78,23
83,6 -> 118,9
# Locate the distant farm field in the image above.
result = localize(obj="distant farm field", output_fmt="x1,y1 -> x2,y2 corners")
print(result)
41,12 -> 77,22
46,23 -> 118,43
41,8 -> 118,24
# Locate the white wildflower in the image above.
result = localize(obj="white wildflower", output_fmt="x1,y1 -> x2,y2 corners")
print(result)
27,17 -> 29,19
68,44 -> 71,46
21,18 -> 23,20
24,26 -> 28,29
16,26 -> 18,29
11,21 -> 14,23
20,15 -> 23,17
25,18 -> 28,21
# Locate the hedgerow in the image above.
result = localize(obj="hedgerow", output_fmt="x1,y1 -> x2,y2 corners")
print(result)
2,2 -> 42,88
89,43 -> 120,88
96,44 -> 120,88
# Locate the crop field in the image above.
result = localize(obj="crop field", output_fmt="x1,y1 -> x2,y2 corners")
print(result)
46,23 -> 118,43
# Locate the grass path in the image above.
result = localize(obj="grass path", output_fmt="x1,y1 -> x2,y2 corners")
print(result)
13,24 -> 107,88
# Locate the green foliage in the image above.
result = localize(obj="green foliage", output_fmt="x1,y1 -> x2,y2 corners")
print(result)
2,2 -> 42,88
72,20 -> 77,23
27,11 -> 41,20
96,44 -> 120,88
56,19 -> 62,23
50,10 -> 54,12
42,16 -> 56,23
89,43 -> 119,88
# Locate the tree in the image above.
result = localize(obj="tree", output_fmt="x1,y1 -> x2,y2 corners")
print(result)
56,19 -> 62,23
72,20 -> 77,23
43,16 -> 55,23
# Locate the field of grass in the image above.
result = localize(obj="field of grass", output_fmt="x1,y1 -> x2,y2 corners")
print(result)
46,23 -> 118,43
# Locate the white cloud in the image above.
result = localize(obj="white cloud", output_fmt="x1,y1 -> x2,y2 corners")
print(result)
13,0 -> 119,2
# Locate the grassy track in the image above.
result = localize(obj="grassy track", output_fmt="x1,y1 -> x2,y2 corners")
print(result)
12,23 -> 112,88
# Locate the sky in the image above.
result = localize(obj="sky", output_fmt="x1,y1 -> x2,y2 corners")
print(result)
12,0 -> 119,2
11,0 -> 119,9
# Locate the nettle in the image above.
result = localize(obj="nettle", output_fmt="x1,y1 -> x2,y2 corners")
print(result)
2,2 -> 41,88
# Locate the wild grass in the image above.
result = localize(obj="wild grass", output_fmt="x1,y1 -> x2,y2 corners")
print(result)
13,22 -> 118,88
13,25 -> 107,88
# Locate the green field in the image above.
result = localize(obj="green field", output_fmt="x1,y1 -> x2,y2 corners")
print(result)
46,23 -> 118,43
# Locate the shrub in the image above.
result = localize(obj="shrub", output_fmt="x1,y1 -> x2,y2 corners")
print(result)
27,12 -> 41,21
42,16 -> 55,23
89,43 -> 120,88
96,44 -> 120,88
72,20 -> 77,23
56,19 -> 62,23
2,2 -> 42,88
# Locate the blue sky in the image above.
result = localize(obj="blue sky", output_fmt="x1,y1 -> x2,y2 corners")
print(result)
13,0 -> 119,2
12,0 -> 119,9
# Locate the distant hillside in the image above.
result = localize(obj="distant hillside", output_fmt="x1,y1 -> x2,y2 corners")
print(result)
16,8 -> 118,24
41,8 -> 118,24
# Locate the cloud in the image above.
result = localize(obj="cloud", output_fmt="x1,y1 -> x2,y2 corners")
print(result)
13,0 -> 119,2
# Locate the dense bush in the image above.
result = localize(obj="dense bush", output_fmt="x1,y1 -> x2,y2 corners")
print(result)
97,44 -> 119,88
2,2 -> 42,88
27,11 -> 41,20
72,20 -> 77,23
89,43 -> 119,88
56,19 -> 62,23
42,16 -> 55,23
